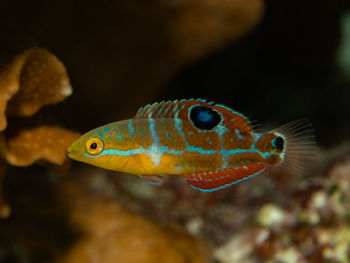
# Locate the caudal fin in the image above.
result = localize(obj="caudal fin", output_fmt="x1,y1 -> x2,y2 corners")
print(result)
272,118 -> 317,174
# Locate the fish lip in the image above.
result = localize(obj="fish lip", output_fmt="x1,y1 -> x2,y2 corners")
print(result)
67,146 -> 73,154
66,146 -> 77,159
66,146 -> 85,161
67,151 -> 78,161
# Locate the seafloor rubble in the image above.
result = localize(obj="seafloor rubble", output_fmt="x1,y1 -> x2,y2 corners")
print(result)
88,146 -> 350,263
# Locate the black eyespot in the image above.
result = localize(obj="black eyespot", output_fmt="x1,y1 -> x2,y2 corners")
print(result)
273,136 -> 284,150
189,105 -> 222,130
90,142 -> 98,150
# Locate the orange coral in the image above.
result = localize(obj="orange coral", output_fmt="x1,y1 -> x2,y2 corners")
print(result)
5,125 -> 79,166
0,48 -> 77,218
0,48 -> 72,130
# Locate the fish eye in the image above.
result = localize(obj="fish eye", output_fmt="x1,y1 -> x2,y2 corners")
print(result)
85,137 -> 104,155
272,136 -> 284,150
90,143 -> 97,150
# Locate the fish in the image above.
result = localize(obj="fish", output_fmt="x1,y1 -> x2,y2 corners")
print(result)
67,99 -> 316,192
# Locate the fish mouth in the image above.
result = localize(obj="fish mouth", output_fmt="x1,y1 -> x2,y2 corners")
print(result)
67,145 -> 86,162
67,146 -> 77,159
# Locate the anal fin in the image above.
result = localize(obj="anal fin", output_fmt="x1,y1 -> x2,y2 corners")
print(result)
183,163 -> 266,192
138,175 -> 164,186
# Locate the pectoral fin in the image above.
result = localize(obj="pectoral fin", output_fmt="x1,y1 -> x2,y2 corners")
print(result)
183,163 -> 266,192
138,175 -> 164,186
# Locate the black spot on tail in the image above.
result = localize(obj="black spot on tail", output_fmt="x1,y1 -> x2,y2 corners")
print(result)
273,136 -> 284,150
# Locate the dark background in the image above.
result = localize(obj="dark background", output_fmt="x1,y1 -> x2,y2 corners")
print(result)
1,0 -> 349,147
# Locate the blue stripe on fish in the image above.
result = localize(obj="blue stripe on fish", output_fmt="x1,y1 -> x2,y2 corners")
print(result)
87,146 -> 278,159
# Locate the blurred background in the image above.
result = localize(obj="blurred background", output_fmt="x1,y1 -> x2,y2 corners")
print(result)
0,0 -> 350,262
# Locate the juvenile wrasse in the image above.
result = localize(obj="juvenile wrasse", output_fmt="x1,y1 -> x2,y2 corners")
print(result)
67,99 -> 316,191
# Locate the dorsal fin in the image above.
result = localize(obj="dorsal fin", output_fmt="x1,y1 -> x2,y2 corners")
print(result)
134,99 -> 252,132
135,99 -> 212,119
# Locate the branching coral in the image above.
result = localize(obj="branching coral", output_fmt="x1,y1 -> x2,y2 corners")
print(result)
0,48 -> 78,218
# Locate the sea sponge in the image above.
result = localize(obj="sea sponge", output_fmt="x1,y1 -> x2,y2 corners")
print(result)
0,48 -> 72,131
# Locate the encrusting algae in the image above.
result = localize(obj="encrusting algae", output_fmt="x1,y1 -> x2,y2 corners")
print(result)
0,48 -> 79,218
